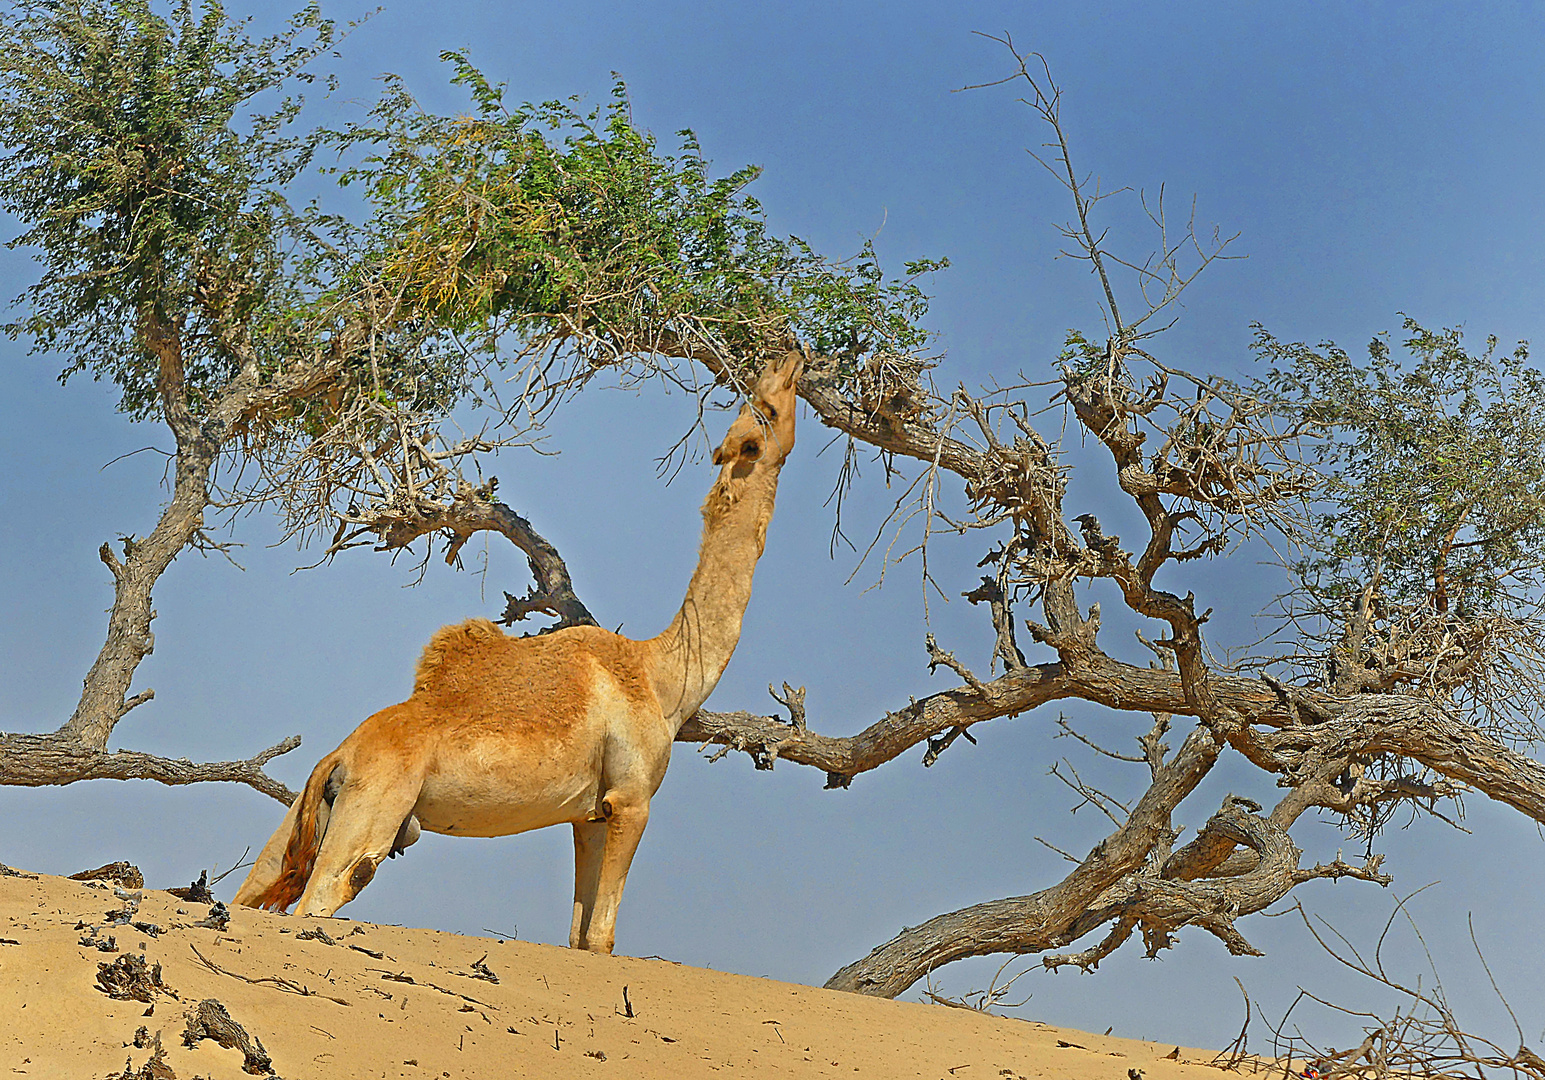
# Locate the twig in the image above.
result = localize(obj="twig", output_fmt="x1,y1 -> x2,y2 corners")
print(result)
189,944 -> 351,1007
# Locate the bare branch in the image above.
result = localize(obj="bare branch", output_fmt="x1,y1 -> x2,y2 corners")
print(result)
1266,901 -> 1545,1080
0,731 -> 301,804
1055,715 -> 1146,763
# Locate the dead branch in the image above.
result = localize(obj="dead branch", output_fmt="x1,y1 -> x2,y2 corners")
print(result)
823,724 -> 1223,996
97,954 -> 175,1003
1265,901 -> 1545,1080
0,731 -> 300,803
686,667 -> 1545,824
182,999 -> 275,1076
70,862 -> 145,890
190,944 -> 350,1006
923,955 -> 1033,1013
1208,978 -> 1254,1071
338,475 -> 598,631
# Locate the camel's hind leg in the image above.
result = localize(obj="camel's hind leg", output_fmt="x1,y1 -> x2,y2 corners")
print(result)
232,796 -> 306,907
575,791 -> 650,955
294,776 -> 420,918
569,819 -> 607,949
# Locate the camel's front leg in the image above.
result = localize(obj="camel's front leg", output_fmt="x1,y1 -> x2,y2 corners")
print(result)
232,796 -> 303,907
577,792 -> 650,955
569,819 -> 607,949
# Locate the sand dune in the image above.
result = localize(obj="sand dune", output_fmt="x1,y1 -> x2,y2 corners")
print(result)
0,864 -> 1223,1079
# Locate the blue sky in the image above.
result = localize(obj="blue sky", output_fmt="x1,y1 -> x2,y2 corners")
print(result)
3,0 -> 1544,1050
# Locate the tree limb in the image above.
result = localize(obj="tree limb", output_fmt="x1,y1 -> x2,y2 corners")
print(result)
0,731 -> 301,804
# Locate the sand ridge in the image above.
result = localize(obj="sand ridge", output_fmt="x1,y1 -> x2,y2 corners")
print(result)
0,865 -> 1223,1079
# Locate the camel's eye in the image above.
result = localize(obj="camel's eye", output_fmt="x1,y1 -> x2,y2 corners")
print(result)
742,439 -> 761,458
763,403 -> 778,420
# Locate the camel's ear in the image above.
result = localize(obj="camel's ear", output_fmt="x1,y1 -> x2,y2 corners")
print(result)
780,351 -> 805,389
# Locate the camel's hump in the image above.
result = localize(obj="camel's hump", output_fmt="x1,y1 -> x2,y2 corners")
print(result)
414,618 -> 508,691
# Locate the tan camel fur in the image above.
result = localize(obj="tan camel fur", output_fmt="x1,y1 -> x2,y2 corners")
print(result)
232,352 -> 803,954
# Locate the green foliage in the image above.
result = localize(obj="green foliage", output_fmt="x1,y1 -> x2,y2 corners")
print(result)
335,56 -> 941,388
1056,328 -> 1105,375
0,2 -> 939,447
0,0 -> 336,419
1259,318 -> 1545,620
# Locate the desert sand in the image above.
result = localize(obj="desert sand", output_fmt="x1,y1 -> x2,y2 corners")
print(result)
0,863 -> 1227,1079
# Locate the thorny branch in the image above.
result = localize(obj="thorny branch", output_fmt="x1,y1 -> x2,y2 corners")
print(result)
1266,900 -> 1545,1080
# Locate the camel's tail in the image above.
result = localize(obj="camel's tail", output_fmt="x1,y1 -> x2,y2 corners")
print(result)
251,750 -> 344,913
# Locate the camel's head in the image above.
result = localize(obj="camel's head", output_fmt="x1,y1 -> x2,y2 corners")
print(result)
711,350 -> 803,473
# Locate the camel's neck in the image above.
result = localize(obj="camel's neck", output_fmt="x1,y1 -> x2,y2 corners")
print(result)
646,458 -> 785,727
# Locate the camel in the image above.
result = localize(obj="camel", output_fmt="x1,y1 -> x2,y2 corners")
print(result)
232,351 -> 803,954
